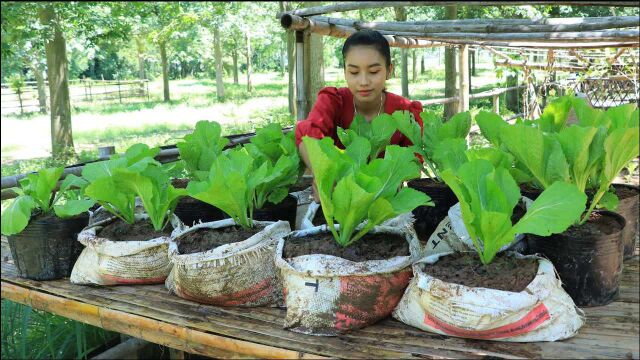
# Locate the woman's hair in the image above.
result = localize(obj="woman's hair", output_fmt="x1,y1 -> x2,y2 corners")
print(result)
341,30 -> 391,69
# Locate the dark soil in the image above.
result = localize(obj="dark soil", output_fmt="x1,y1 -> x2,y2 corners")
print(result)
98,218 -> 173,242
311,206 -> 333,226
511,201 -> 526,223
177,225 -> 265,254
425,252 -> 538,292
408,177 -> 450,189
564,211 -> 623,238
613,184 -> 639,200
283,232 -> 409,262
171,178 -> 190,189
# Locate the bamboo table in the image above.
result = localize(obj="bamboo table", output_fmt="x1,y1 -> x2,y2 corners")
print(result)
1,239 -> 638,359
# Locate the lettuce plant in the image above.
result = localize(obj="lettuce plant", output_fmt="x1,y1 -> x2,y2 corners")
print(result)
393,109 -> 471,181
177,120 -> 229,181
83,144 -> 186,231
441,158 -> 586,265
337,113 -> 399,160
303,135 -> 433,247
1,167 -> 94,236
244,123 -> 301,209
495,99 -> 638,224
186,146 -> 265,229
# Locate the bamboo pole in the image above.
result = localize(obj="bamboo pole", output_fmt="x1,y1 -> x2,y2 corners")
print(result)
607,47 -> 628,64
295,31 -> 306,120
306,15 -> 640,34
494,60 -> 587,71
0,282 -> 326,359
281,15 -> 639,48
458,45 -> 470,112
279,2 -> 638,18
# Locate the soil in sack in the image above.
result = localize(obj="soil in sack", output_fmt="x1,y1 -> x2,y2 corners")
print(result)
98,218 -> 173,241
613,183 -> 639,259
8,211 -> 89,280
527,210 -> 625,307
253,194 -> 297,230
177,225 -> 265,254
425,252 -> 538,292
283,232 -> 409,261
407,178 -> 458,243
172,178 -> 228,226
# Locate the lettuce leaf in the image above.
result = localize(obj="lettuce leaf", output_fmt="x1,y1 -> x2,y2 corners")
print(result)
177,120 -> 229,181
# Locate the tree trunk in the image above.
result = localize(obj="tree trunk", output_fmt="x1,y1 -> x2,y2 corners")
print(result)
31,59 -> 47,114
232,46 -> 239,85
444,5 -> 458,120
412,49 -> 417,82
246,32 -> 252,93
160,41 -> 170,102
420,51 -> 425,74
395,7 -> 409,97
136,37 -> 146,80
285,1 -> 296,117
279,2 -> 287,77
471,49 -> 477,76
39,5 -> 74,158
214,26 -> 225,100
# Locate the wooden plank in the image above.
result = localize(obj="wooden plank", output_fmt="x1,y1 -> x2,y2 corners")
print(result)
2,252 -> 638,359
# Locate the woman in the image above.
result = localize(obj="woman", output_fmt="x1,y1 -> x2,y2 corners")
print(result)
295,29 -> 425,202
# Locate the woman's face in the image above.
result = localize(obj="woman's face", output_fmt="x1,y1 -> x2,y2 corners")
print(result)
344,45 -> 392,104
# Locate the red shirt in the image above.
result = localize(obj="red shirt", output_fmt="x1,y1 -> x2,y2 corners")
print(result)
294,87 -> 424,148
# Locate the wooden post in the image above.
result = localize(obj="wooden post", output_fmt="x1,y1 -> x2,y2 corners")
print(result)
295,31 -> 307,120
458,44 -> 469,112
117,79 -> 122,103
444,5 -> 457,120
493,94 -> 500,114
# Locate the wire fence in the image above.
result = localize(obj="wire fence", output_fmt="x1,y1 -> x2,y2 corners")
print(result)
0,79 -> 150,116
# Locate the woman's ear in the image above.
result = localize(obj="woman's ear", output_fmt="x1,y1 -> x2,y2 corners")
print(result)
386,64 -> 394,79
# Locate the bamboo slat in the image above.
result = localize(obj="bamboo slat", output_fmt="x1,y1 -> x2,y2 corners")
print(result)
1,240 -> 638,359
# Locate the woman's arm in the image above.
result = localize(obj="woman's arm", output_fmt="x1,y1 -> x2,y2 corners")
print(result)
298,142 -> 320,203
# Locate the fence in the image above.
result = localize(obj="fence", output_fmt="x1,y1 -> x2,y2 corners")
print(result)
0,79 -> 150,116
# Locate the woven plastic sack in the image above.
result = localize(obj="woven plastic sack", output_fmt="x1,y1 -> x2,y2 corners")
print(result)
275,223 -> 420,336
165,219 -> 290,307
299,202 -> 415,230
70,209 -> 184,286
392,251 -> 584,342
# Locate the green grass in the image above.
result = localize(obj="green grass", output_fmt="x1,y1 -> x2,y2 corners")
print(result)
1,299 -> 118,359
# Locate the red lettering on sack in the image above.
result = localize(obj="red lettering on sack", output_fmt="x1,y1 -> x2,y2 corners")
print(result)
176,277 -> 276,306
334,269 -> 412,331
422,302 -> 551,340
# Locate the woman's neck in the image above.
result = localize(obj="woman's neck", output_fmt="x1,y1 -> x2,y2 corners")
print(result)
354,92 -> 385,121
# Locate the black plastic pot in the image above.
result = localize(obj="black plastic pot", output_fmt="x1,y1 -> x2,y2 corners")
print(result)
172,178 -> 229,226
253,194 -> 297,230
407,178 -> 458,242
527,210 -> 625,307
7,212 -> 89,280
613,183 -> 639,260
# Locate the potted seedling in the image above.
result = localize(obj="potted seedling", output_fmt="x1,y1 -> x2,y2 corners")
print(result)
496,99 -> 639,306
1,167 -> 94,280
394,157 -> 586,342
393,109 -> 472,241
69,143 -> 186,285
275,135 -> 432,336
244,123 -> 302,229
173,120 -> 229,225
165,145 -> 291,307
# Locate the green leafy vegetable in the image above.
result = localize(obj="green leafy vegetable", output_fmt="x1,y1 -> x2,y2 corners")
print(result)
1,168 -> 94,236
303,135 -> 433,247
177,120 -> 229,181
83,143 -> 186,230
337,112 -> 398,161
244,124 -> 301,209
187,147 -> 265,229
393,109 -> 471,181
441,158 -> 586,265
